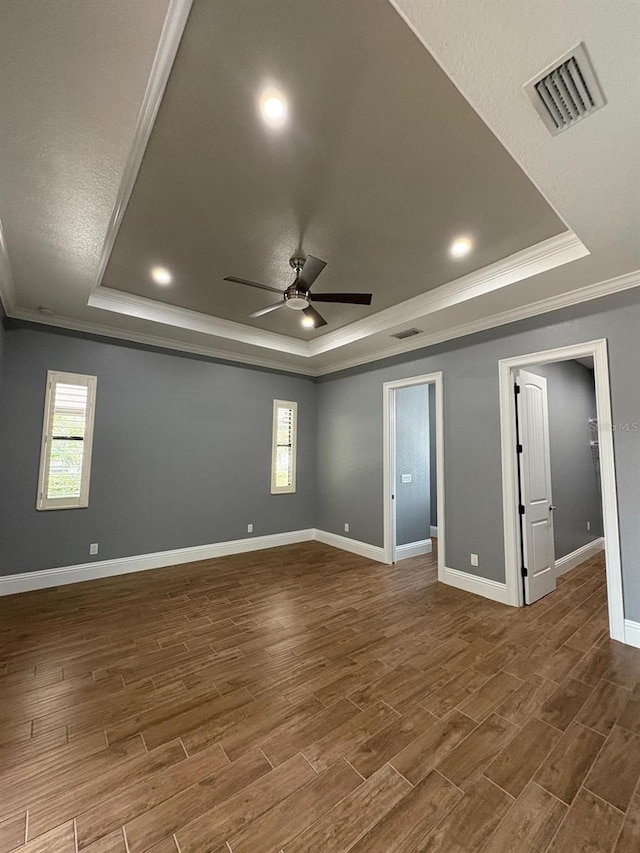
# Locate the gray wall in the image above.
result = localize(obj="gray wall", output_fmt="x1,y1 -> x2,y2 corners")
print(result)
0,324 -> 316,575
395,384 -> 430,546
316,289 -> 640,621
429,382 -> 437,528
528,360 -> 603,560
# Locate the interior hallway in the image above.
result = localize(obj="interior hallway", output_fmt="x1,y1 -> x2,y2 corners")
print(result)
1,544 -> 639,852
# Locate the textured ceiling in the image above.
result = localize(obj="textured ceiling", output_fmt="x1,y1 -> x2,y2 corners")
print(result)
101,0 -> 565,339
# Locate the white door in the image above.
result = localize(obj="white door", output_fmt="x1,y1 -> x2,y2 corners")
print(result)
516,369 -> 556,603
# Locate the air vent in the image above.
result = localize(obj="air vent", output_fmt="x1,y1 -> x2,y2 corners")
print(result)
391,328 -> 422,340
525,43 -> 605,135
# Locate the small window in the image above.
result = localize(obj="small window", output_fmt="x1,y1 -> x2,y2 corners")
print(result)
36,371 -> 97,510
271,400 -> 297,494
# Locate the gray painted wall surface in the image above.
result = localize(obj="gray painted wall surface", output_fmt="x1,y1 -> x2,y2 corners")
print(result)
0,325 -> 316,575
528,360 -> 603,560
395,385 -> 430,546
316,289 -> 640,620
429,383 -> 437,528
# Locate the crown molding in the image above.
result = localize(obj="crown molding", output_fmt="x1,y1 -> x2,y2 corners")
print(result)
313,267 -> 640,375
92,0 -> 194,293
8,307 -> 315,376
88,286 -> 309,357
308,230 -> 588,356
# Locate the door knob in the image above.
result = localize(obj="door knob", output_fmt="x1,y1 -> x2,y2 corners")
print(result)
549,505 -> 557,511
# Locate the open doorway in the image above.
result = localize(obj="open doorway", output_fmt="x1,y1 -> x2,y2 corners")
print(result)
383,372 -> 445,580
499,339 -> 625,643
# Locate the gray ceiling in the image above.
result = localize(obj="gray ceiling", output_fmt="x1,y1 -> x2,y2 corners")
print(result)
101,0 -> 565,340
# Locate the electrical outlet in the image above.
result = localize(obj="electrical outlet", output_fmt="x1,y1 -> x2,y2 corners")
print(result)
586,521 -> 591,531
89,543 -> 99,556
247,523 -> 253,533
344,523 -> 350,533
470,553 -> 479,567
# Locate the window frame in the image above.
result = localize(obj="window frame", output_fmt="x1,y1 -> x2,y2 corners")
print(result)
36,370 -> 98,511
271,399 -> 298,495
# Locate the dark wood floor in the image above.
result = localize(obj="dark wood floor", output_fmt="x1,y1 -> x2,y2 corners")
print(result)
1,542 -> 639,853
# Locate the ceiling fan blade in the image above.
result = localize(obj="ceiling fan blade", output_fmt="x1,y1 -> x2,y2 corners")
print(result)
309,292 -> 372,305
223,276 -> 283,295
302,305 -> 327,328
298,255 -> 327,291
249,301 -> 285,318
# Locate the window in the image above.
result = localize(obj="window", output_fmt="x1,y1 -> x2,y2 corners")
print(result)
271,400 -> 297,494
36,371 -> 97,510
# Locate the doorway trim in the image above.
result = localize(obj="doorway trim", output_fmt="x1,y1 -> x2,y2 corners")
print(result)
498,338 -> 624,641
383,372 -> 445,581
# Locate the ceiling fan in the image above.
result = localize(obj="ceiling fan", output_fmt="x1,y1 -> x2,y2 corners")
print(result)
223,255 -> 373,328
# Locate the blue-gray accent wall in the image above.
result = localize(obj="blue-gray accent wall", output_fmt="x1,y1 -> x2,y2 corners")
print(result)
0,324 -> 317,575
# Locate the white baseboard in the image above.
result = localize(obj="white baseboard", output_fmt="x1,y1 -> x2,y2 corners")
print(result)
430,526 -> 438,538
624,619 -> 640,649
555,537 -> 605,577
442,566 -> 510,605
395,539 -> 432,561
313,529 -> 386,563
0,529 -> 315,596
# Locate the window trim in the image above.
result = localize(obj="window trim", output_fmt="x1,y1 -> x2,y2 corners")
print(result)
271,399 -> 297,494
36,370 -> 97,511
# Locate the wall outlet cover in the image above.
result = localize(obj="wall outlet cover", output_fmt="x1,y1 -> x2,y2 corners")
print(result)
247,523 -> 253,533
470,553 -> 479,566
90,543 -> 99,555
344,523 -> 350,533
401,474 -> 412,484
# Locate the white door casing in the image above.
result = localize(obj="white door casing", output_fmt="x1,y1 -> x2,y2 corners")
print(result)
516,369 -> 556,604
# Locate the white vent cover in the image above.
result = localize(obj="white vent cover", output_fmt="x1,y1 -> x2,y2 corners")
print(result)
525,43 -> 605,135
391,328 -> 422,340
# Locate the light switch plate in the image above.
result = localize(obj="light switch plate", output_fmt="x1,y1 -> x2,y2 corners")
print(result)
401,474 -> 412,484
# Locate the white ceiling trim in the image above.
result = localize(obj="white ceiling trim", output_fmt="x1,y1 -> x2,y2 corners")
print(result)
86,229 -> 587,360
92,0 -> 193,293
0,215 -> 17,314
308,230 -> 587,356
314,268 -> 640,376
88,285 -> 309,357
9,269 -> 638,380
9,307 -> 315,376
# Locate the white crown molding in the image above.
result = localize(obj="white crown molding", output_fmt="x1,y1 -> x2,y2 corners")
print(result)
314,268 -> 640,375
88,286 -> 309,357
0,215 -> 17,314
92,0 -> 194,292
8,307 -> 315,376
308,230 -> 588,356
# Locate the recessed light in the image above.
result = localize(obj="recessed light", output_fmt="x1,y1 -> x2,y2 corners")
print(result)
260,90 -> 288,128
449,237 -> 473,258
151,266 -> 172,285
301,316 -> 315,328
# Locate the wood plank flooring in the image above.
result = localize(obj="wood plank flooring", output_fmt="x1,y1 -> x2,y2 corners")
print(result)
1,542 -> 639,852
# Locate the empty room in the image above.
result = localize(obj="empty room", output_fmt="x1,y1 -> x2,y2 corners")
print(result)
1,1 -> 640,852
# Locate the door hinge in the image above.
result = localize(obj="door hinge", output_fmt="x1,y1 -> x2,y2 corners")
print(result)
518,504 -> 525,515
521,566 -> 528,577
514,383 -> 521,395
516,443 -> 523,454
